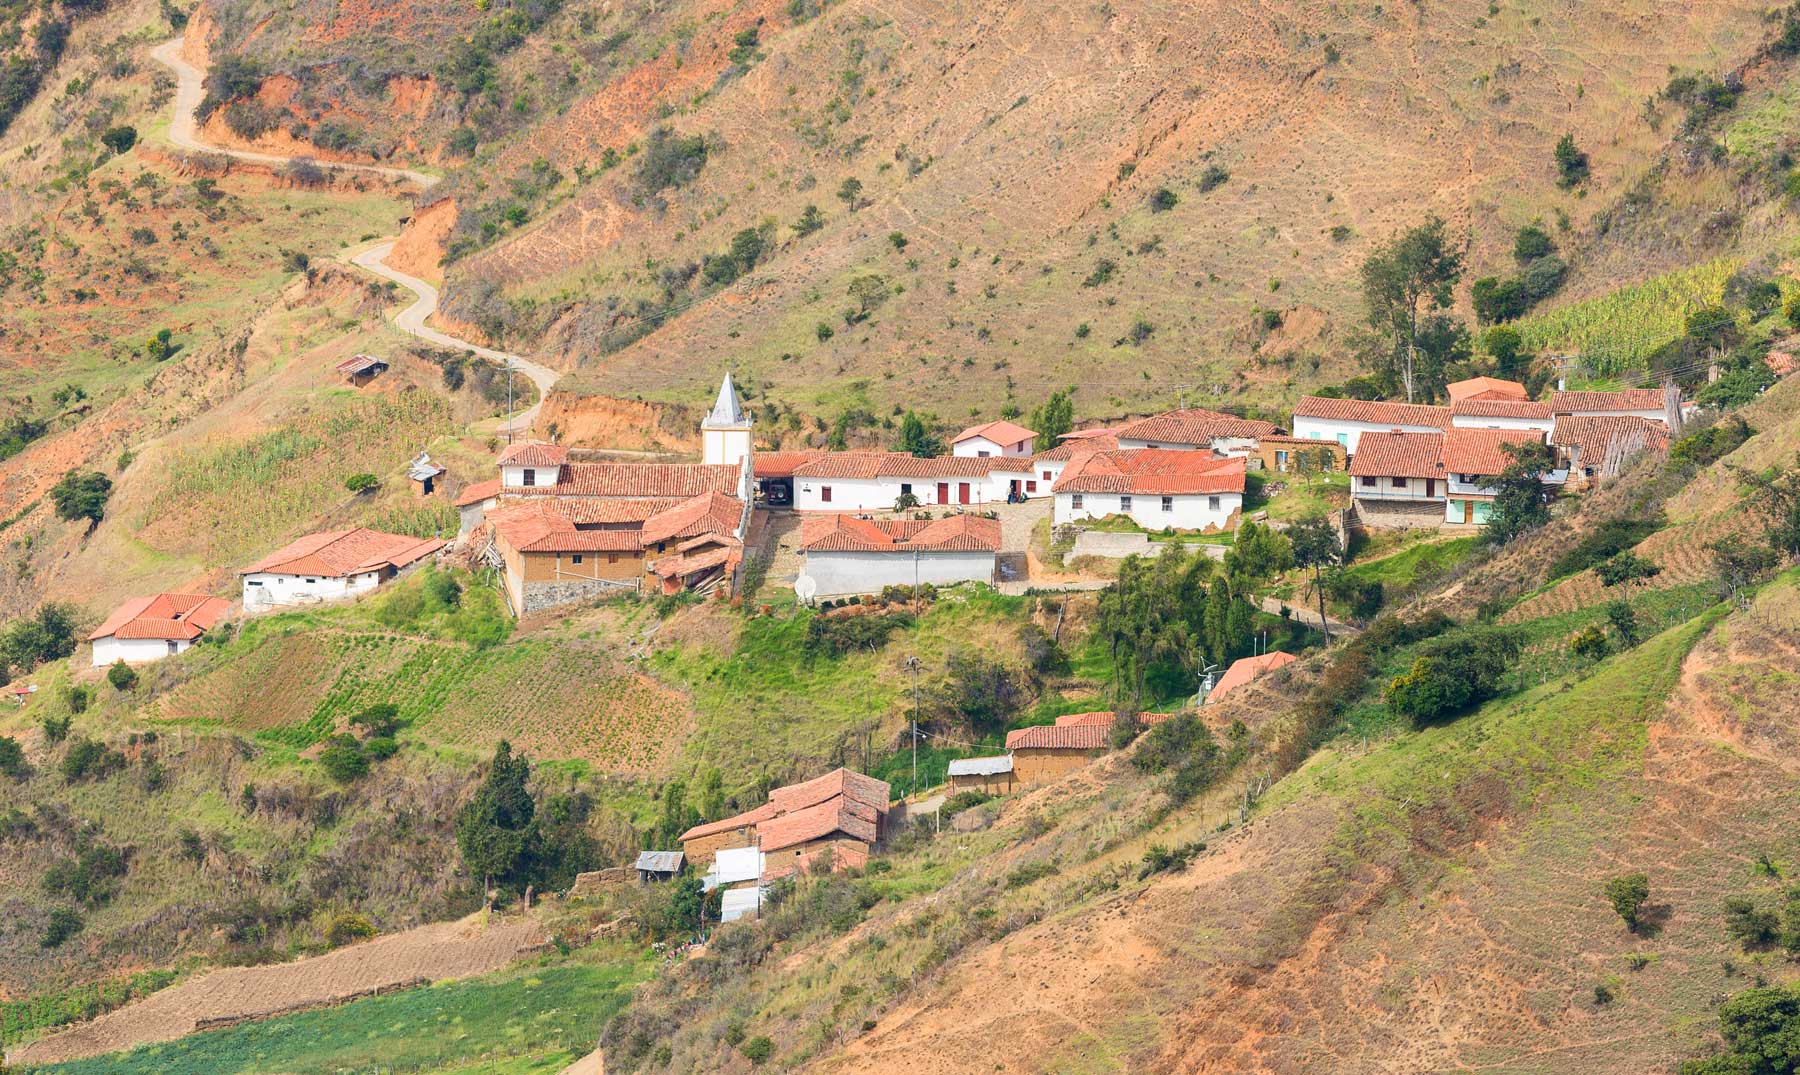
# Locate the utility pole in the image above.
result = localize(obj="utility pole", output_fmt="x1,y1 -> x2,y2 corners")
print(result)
504,360 -> 516,445
905,655 -> 922,793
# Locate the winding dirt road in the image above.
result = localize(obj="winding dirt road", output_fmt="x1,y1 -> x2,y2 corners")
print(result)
150,36 -> 557,436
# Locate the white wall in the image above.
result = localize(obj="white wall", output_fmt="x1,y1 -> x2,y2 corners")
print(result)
804,549 -> 997,595
953,435 -> 1031,457
91,636 -> 190,667
501,464 -> 555,488
1350,475 -> 1442,500
1449,414 -> 1554,433
1292,417 -> 1442,455
1053,491 -> 1240,531
243,570 -> 384,613
1116,435 -> 1259,457
793,471 -> 1041,511
703,424 -> 753,467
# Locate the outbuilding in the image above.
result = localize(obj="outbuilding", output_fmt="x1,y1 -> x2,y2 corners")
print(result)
240,529 -> 443,612
799,513 -> 1001,596
947,755 -> 1016,795
88,593 -> 230,666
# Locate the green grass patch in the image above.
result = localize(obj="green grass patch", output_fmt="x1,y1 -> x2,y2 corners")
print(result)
2,970 -> 178,1048
37,955 -> 648,1075
1341,535 -> 1478,592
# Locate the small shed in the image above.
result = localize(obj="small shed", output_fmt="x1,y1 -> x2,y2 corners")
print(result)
407,452 -> 446,497
336,353 -> 389,387
634,850 -> 685,883
947,755 -> 1016,796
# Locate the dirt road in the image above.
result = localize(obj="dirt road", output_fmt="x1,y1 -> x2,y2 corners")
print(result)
150,35 -> 556,437
7,914 -> 547,1067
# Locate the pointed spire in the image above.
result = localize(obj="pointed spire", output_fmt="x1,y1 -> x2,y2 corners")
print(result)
706,372 -> 748,427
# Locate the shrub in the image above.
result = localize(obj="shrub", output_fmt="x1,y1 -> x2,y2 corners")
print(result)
1569,625 -> 1609,661
943,790 -> 992,813
740,1036 -> 774,1065
1385,627 -> 1523,726
41,713 -> 72,745
0,735 -> 23,778
41,908 -> 83,948
1554,133 -> 1590,188
318,737 -> 370,783
1603,873 -> 1649,932
3,603 -> 80,674
802,610 -> 914,656
1679,983 -> 1800,1074
50,469 -> 112,526
59,738 -> 124,782
1138,840 -> 1204,879
343,472 -> 379,494
325,913 -> 377,948
1148,187 -> 1178,212
363,736 -> 399,761
106,659 -> 137,691
1513,224 -> 1554,263
100,125 -> 137,154
1548,517 -> 1663,581
633,127 -> 708,196
351,703 -> 401,738
1197,164 -> 1230,192
1723,896 -> 1781,948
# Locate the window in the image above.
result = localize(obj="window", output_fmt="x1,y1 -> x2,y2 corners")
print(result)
305,578 -> 318,584
1276,450 -> 1289,466
607,554 -> 620,564
571,554 -> 584,565
1360,476 -> 1376,488
900,482 -> 912,496
1026,480 -> 1037,493
246,580 -> 263,587
1041,470 -> 1052,481
522,468 -> 536,487
167,641 -> 178,655
1336,432 -> 1349,447
1071,494 -> 1084,509
1390,477 -> 1406,490
978,450 -> 992,458
820,485 -> 833,503
1208,495 -> 1221,511
1120,494 -> 1133,511
1161,496 -> 1173,511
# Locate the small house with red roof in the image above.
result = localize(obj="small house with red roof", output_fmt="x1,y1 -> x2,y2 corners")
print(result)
240,528 -> 444,612
89,593 -> 230,666
677,767 -> 891,873
798,513 -> 1001,596
951,419 -> 1037,458
1052,449 -> 1245,532
1440,428 -> 1548,526
335,354 -> 388,387
1449,397 -> 1554,433
1115,407 -> 1278,457
1348,430 -> 1447,529
1206,651 -> 1296,704
1006,711 -> 1118,783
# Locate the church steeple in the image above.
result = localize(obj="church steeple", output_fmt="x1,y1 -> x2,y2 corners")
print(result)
702,372 -> 753,469
706,372 -> 748,428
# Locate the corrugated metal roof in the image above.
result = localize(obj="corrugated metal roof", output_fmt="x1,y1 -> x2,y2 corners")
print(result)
947,756 -> 1013,776
635,850 -> 685,873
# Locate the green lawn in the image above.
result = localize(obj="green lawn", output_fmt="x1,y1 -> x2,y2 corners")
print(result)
1341,535 -> 1479,591
37,954 -> 648,1075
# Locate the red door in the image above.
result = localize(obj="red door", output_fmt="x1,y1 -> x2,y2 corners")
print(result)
1426,478 -> 1436,497
958,482 -> 971,505
936,482 -> 949,503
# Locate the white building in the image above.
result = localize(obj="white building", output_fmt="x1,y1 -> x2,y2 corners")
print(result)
1347,430 -> 1446,529
1051,448 -> 1245,532
1114,408 -> 1277,457
789,453 -> 1039,511
88,593 -> 231,666
1449,398 -> 1555,433
1290,396 -> 1450,455
497,441 -> 571,490
240,528 -> 444,612
798,514 -> 1001,596
702,372 -> 755,468
951,419 -> 1036,458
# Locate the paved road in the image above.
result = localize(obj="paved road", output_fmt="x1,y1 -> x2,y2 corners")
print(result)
150,35 -> 556,437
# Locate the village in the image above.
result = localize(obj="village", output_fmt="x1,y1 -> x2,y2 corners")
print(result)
69,349 -> 1754,923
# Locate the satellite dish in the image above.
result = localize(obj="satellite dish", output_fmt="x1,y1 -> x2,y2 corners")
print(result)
794,575 -> 817,603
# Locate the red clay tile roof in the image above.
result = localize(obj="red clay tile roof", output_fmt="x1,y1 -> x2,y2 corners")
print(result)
1005,722 -> 1112,750
1032,436 -> 1117,462
1767,348 -> 1798,378
799,513 -> 1002,553
489,505 -> 645,553
334,354 -> 386,375
89,593 -> 230,642
790,452 -> 1029,480
678,767 -> 890,843
1439,428 -> 1546,476
1059,427 -> 1120,440
1053,449 -> 1245,496
454,477 -> 502,507
508,463 -> 741,499
1116,408 -> 1278,444
757,798 -> 881,852
650,543 -> 738,579
1446,376 -> 1528,402
1451,398 -> 1554,420
497,442 -> 570,467
241,529 -> 444,577
639,493 -> 744,546
1550,415 -> 1670,467
1347,431 -> 1445,479
1053,711 -> 1117,727
557,499 -> 687,525
1260,434 -> 1344,447
1207,651 -> 1296,703
753,451 -> 829,479
1292,396 -> 1451,428
952,419 -> 1037,447
1549,389 -> 1668,414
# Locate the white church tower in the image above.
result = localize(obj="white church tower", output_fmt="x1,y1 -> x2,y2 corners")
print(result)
702,372 -> 754,469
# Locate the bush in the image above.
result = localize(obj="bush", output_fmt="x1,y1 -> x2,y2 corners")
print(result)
1197,164 -> 1229,192
325,913 -> 377,948
1513,224 -> 1554,263
1385,626 -> 1523,726
802,610 -> 914,657
0,734 -> 23,779
59,738 -> 124,782
50,469 -> 112,526
1723,896 -> 1781,948
100,125 -> 137,154
363,736 -> 399,761
1603,873 -> 1649,932
343,472 -> 379,494
1138,840 -> 1205,879
3,603 -> 80,674
1148,187 -> 1178,212
41,713 -> 71,745
318,737 -> 370,783
1554,133 -> 1590,188
41,908 -> 83,948
943,790 -> 992,813
106,659 -> 138,691
740,1036 -> 774,1065
1548,517 -> 1663,581
634,127 -> 708,196
1679,983 -> 1800,1074
1569,625 -> 1609,661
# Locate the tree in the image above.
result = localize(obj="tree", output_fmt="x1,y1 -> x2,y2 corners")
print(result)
1202,576 -> 1232,666
836,176 -> 864,211
1225,521 -> 1293,586
846,274 -> 890,317
343,472 -> 379,494
1570,625 -> 1609,661
941,650 -> 1024,737
455,740 -> 536,892
1733,453 -> 1800,561
896,411 -> 943,457
0,734 -> 24,779
2,603 -> 80,675
792,204 -> 824,236
100,125 -> 137,154
1604,873 -> 1650,932
1483,440 -> 1555,545
696,767 -> 725,821
1288,514 -> 1342,643
1554,133 -> 1590,188
1708,536 -> 1778,606
1093,545 -> 1211,703
1595,550 -> 1661,591
1605,599 -> 1640,647
653,778 -> 699,849
1028,389 -> 1074,450
318,735 -> 370,782
106,660 -> 137,691
1513,224 -> 1554,263
1359,215 -> 1464,402
1483,325 -> 1530,380
50,469 -> 112,527
1385,627 -> 1523,726
1679,983 -> 1800,1075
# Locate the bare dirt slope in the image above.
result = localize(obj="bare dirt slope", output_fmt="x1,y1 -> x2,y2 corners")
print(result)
8,912 -> 548,1067
809,580 -> 1799,1074
429,0 -> 1774,415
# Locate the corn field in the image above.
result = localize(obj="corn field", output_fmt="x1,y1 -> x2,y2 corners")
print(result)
1515,257 -> 1742,374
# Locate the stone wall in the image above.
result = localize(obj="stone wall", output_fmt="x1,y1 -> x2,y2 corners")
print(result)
1351,497 -> 1445,531
522,576 -> 638,614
